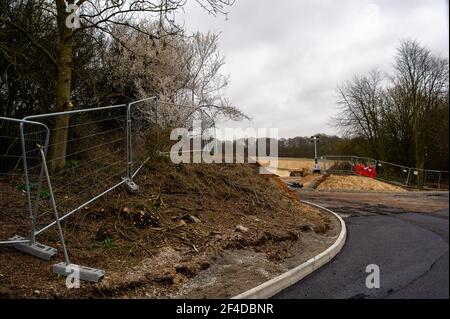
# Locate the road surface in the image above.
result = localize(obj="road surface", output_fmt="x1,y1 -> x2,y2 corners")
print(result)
273,190 -> 449,299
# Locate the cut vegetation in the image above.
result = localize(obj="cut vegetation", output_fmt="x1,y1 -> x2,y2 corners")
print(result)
0,158 -> 339,298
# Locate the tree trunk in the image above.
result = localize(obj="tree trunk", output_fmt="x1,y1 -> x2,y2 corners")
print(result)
414,113 -> 426,187
49,1 -> 73,172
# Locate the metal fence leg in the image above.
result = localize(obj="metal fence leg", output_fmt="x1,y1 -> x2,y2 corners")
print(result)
10,122 -> 57,260
37,145 -> 105,283
405,168 -> 411,187
423,170 -> 427,189
30,131 -> 50,245
122,104 -> 139,193
19,122 -> 36,245
438,172 -> 441,190
37,145 -> 70,265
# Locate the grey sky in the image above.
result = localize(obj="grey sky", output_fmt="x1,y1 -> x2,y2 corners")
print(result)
180,0 -> 449,138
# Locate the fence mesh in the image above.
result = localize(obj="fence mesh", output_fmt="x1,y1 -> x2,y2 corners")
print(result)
3,100 -> 449,250
22,105 -> 128,235
323,155 -> 448,190
438,172 -> 449,190
322,156 -> 355,174
406,168 -> 426,189
376,161 -> 410,186
0,117 -> 49,244
128,99 -> 210,174
422,170 -> 441,190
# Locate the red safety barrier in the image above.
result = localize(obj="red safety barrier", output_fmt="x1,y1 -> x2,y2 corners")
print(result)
355,165 -> 377,179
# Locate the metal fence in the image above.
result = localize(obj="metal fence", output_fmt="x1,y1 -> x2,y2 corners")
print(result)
320,155 -> 376,174
2,102 -> 448,281
128,98 -> 214,170
0,98 -> 218,281
22,104 -> 129,239
0,117 -> 50,246
323,155 -> 449,190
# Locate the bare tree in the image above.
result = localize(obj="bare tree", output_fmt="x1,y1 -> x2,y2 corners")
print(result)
391,39 -> 449,169
104,21 -> 186,100
105,24 -> 247,130
334,40 -> 449,170
176,32 -> 248,130
335,69 -> 385,159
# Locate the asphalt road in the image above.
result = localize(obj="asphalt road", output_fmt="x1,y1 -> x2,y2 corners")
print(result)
273,190 -> 449,299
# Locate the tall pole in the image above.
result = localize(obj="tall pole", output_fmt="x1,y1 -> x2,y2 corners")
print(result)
311,136 -> 319,160
314,140 -> 318,159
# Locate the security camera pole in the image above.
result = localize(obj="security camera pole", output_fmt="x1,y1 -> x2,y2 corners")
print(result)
310,135 -> 319,160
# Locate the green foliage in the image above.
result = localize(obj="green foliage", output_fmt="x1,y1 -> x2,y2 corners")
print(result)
17,183 -> 28,192
39,190 -> 50,199
103,237 -> 113,251
65,160 -> 80,169
17,183 -> 50,199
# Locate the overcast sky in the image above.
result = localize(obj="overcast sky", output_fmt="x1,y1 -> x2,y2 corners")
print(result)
180,0 -> 449,138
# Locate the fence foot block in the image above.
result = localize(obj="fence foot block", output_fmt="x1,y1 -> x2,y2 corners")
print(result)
9,235 -> 57,261
122,177 -> 139,193
53,262 -> 105,283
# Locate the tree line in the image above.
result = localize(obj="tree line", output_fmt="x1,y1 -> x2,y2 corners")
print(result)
334,40 -> 448,171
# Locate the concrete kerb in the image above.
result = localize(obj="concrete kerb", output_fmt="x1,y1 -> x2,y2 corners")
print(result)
232,200 -> 347,299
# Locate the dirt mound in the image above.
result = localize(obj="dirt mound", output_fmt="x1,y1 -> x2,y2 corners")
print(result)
0,157 -> 334,298
317,174 -> 407,192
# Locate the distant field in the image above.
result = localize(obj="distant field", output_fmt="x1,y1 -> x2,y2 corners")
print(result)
257,157 -> 315,171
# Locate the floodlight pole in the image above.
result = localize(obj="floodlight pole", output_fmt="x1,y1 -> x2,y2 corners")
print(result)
311,136 -> 319,160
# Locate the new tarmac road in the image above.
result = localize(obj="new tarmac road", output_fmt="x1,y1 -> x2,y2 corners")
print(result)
274,190 -> 449,299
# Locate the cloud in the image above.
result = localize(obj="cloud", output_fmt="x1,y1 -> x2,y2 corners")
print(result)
179,0 -> 449,137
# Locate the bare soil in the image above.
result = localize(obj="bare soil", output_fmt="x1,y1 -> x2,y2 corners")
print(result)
0,158 -> 337,298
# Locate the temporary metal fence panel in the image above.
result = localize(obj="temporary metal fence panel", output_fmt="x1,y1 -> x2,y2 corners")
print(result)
128,98 -> 206,177
322,155 -> 355,174
22,104 -> 128,237
437,171 -> 449,190
406,168 -> 427,189
155,101 -> 216,162
127,97 -> 158,179
353,156 -> 377,167
323,155 -> 449,190
0,117 -> 49,245
422,169 -> 444,190
376,160 -> 410,186
405,168 -> 448,190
